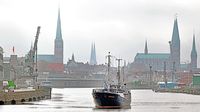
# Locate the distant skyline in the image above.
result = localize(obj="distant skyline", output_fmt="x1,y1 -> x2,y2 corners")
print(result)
0,0 -> 200,66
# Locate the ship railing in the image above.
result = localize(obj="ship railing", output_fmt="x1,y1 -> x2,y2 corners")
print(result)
93,88 -> 125,93
93,89 -> 107,93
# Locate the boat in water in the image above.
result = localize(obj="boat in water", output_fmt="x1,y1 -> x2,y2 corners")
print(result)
92,52 -> 131,109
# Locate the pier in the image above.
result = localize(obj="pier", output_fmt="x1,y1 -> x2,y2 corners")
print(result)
0,87 -> 51,105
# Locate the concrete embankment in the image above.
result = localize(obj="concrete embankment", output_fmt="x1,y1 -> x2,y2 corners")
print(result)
0,87 -> 51,105
155,88 -> 200,95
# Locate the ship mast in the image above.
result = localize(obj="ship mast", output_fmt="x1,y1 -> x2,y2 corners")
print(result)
116,58 -> 122,86
105,52 -> 112,89
122,60 -> 126,84
107,52 -> 111,77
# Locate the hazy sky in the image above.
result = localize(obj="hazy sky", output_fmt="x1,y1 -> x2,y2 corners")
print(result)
1,0 -> 200,66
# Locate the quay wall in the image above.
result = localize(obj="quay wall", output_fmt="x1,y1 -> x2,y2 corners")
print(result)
0,87 -> 51,105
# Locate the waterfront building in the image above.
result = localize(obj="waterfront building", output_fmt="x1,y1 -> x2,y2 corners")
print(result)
132,17 -> 197,72
65,54 -> 105,80
3,55 -> 25,81
0,47 -> 3,80
133,40 -> 170,71
192,74 -> 200,88
37,8 -> 64,73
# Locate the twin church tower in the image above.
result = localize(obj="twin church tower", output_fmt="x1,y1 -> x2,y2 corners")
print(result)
54,8 -> 97,65
135,17 -> 197,71
169,17 -> 197,70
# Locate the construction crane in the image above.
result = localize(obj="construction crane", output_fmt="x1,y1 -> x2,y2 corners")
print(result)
25,26 -> 40,76
33,26 -> 40,72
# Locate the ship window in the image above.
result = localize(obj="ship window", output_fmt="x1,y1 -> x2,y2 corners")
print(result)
108,96 -> 115,98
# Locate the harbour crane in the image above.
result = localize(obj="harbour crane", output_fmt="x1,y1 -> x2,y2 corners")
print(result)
25,26 -> 40,77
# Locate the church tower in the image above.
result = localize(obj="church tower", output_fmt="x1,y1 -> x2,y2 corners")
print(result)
72,53 -> 75,62
54,8 -> 63,64
90,43 -> 97,65
190,34 -> 197,70
169,17 -> 180,70
144,40 -> 148,54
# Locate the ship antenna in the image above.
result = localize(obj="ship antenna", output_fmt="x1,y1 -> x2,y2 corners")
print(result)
122,60 -> 126,84
107,52 -> 111,76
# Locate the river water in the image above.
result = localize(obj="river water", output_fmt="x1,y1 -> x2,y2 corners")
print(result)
1,88 -> 200,112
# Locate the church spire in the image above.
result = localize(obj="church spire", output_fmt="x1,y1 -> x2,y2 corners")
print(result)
144,40 -> 148,54
171,16 -> 180,46
56,7 -> 62,40
72,53 -> 75,62
170,15 -> 180,69
93,43 -> 97,64
191,34 -> 197,54
54,7 -> 64,64
191,33 -> 197,69
90,42 -> 97,65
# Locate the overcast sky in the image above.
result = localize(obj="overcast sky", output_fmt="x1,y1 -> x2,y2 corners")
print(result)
1,0 -> 200,66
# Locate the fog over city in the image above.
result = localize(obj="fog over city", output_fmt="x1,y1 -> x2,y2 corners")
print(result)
0,0 -> 200,65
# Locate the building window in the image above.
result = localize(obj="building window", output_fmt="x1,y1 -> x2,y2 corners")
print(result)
0,54 -> 3,60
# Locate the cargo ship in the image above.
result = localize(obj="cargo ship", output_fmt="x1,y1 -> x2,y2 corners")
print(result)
92,52 -> 131,109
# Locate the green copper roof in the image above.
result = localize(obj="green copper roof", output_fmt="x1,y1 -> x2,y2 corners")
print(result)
180,64 -> 188,69
171,18 -> 180,46
144,40 -> 148,54
135,53 -> 170,59
56,8 -> 62,40
38,55 -> 55,63
191,34 -> 197,56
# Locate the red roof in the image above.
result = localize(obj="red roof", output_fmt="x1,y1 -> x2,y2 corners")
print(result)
178,74 -> 192,84
47,63 -> 64,72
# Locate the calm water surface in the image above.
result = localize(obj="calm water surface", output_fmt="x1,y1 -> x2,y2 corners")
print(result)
1,88 -> 200,112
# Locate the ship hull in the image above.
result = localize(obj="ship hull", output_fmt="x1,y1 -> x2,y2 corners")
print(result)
92,91 -> 131,109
